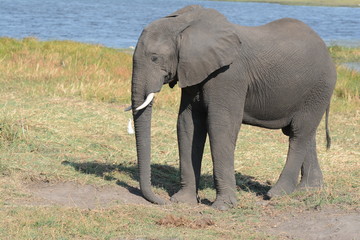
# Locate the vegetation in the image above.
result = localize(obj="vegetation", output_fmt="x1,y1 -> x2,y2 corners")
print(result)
215,0 -> 360,7
0,38 -> 359,239
328,46 -> 360,109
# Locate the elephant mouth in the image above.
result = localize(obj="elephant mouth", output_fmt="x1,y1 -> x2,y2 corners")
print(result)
164,73 -> 178,88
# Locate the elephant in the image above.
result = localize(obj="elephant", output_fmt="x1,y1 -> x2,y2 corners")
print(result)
125,5 -> 336,210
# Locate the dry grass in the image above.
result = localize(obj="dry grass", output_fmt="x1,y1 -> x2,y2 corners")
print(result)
0,38 -> 359,239
0,37 -> 132,103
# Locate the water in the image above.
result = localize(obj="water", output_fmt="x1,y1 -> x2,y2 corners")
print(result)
0,0 -> 359,48
343,62 -> 360,72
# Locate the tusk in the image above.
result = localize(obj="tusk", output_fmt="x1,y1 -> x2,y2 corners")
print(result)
135,93 -> 155,111
124,105 -> 132,112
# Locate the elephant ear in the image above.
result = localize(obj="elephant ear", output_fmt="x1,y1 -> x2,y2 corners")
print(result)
177,9 -> 241,88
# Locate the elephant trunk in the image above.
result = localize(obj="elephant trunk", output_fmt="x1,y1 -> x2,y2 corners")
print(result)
131,77 -> 167,205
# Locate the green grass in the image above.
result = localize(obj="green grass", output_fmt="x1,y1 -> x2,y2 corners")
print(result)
214,0 -> 360,7
0,38 -> 359,239
328,46 -> 360,111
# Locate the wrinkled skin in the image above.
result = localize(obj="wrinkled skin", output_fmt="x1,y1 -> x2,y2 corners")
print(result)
130,5 -> 336,210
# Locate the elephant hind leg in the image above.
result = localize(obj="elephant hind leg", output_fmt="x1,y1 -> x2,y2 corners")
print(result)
267,134 -> 309,197
281,124 -> 323,189
269,110 -> 324,197
297,135 -> 323,189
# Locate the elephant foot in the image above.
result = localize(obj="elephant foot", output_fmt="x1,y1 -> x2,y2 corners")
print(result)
297,171 -> 323,190
212,195 -> 237,211
267,181 -> 297,198
170,189 -> 199,205
296,178 -> 323,191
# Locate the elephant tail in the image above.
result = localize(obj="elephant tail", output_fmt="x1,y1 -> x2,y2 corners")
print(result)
325,105 -> 331,150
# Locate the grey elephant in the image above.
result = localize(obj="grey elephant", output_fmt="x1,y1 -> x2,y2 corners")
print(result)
125,5 -> 336,210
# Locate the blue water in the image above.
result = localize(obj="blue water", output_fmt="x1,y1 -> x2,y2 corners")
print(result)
0,0 -> 359,48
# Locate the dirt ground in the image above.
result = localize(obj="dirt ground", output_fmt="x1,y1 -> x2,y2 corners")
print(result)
266,208 -> 360,240
24,181 -> 150,208
19,182 -> 360,240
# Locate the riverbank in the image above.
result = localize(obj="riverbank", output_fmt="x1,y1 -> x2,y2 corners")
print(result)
213,0 -> 360,7
0,38 -> 359,239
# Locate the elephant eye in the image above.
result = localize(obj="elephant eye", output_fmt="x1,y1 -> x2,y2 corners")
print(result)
151,55 -> 159,63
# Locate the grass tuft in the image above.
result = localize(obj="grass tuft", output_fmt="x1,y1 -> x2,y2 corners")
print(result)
335,66 -> 360,102
0,115 -> 28,148
329,45 -> 360,63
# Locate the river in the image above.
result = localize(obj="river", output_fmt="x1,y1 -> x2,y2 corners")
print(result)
0,0 -> 359,48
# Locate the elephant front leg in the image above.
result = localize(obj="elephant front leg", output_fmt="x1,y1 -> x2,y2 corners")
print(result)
171,92 -> 207,204
207,116 -> 241,211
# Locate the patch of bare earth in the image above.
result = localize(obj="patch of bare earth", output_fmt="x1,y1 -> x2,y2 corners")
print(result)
23,181 -> 150,209
14,181 -> 360,239
266,208 -> 360,240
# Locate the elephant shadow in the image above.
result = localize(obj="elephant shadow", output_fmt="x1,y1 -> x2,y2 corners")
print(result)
62,161 -> 271,202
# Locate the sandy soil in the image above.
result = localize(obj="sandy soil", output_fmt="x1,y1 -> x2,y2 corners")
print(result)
20,181 -> 360,239
25,181 -> 150,209
266,208 -> 360,240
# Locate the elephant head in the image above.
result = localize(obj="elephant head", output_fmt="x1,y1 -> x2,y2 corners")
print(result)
126,5 -> 241,204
